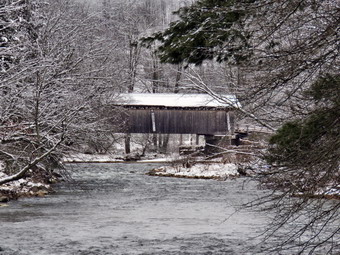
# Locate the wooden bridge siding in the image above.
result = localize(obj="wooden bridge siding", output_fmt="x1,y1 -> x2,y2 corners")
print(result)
126,109 -> 230,135
128,109 -> 151,132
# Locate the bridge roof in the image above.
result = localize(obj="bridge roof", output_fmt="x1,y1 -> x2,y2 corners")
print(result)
115,93 -> 241,109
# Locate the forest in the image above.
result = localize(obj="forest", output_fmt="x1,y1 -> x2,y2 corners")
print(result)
0,0 -> 197,182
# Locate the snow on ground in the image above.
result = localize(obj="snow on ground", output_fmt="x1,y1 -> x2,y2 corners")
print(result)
138,157 -> 180,163
149,163 -> 239,180
63,153 -> 181,163
63,153 -> 124,163
0,160 -> 52,200
0,173 -> 51,199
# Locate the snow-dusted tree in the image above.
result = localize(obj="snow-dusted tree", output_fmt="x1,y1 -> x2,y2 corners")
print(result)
0,0 -> 55,184
99,0 -> 187,154
144,0 -> 340,253
0,0 -> 124,184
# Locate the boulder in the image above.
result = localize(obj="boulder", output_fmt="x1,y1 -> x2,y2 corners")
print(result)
0,196 -> 9,203
35,190 -> 49,197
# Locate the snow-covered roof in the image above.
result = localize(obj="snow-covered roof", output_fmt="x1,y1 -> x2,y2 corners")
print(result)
115,93 -> 241,109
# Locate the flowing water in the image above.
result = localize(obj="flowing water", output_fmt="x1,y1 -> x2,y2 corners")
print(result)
0,163 -> 275,254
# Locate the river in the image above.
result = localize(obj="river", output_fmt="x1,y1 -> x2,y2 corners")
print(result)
0,163 -> 277,254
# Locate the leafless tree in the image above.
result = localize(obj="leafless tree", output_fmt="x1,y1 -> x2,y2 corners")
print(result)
0,0 -> 124,184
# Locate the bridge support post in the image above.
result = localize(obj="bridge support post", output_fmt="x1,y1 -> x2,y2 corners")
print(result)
125,133 -> 131,154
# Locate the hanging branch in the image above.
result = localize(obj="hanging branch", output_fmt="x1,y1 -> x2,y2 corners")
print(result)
183,67 -> 276,132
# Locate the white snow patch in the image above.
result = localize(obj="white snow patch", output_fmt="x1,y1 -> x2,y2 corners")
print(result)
63,153 -> 183,163
0,178 -> 25,191
0,173 -> 50,196
151,163 -> 239,179
139,158 -> 177,163
26,181 -> 50,189
63,153 -> 124,163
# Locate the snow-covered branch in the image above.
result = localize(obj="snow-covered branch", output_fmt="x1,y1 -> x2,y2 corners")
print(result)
183,67 -> 276,132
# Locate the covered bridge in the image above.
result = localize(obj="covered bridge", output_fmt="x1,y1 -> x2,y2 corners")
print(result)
114,93 -> 241,136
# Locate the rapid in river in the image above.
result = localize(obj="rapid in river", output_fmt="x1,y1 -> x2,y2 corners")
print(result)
0,163 -> 282,254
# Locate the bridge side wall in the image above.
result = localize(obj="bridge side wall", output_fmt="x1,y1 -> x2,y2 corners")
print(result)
125,109 -> 233,135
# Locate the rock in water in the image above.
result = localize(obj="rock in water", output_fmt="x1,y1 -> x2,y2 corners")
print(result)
0,196 -> 9,203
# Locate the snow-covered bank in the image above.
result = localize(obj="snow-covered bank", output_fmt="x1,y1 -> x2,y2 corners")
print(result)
148,163 -> 239,180
63,153 -> 125,163
0,171 -> 52,201
63,153 -> 183,163
0,160 -> 56,202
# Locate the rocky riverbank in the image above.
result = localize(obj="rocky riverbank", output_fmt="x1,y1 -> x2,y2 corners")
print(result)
0,161 -> 59,202
0,173 -> 54,202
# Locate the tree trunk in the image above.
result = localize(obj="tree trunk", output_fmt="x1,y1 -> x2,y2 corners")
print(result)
174,63 -> 182,93
124,133 -> 131,154
159,133 -> 170,154
152,133 -> 158,152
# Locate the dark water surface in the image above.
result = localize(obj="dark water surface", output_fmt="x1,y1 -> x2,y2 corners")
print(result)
0,163 -> 272,255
